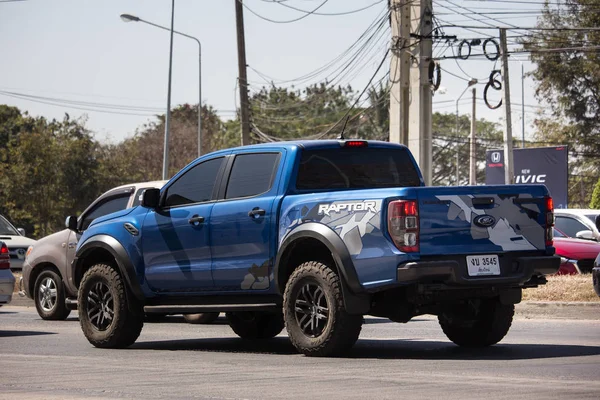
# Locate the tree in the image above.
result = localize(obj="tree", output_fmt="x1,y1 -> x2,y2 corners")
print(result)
591,178 -> 600,209
521,0 -> 600,205
0,113 -> 100,237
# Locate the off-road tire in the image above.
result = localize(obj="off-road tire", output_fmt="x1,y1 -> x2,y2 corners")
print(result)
78,263 -> 143,348
438,298 -> 514,347
226,311 -> 284,339
283,261 -> 363,357
183,312 -> 220,324
34,269 -> 71,320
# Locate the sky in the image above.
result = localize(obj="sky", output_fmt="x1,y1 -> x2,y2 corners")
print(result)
0,0 -> 546,144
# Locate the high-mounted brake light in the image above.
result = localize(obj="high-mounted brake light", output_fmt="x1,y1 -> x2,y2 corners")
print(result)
343,140 -> 368,148
0,243 -> 9,270
388,200 -> 419,252
544,195 -> 554,247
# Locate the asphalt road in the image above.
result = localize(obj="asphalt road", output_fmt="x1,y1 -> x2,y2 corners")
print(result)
1,306 -> 599,400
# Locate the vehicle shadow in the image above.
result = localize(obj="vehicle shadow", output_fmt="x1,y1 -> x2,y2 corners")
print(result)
0,330 -> 57,338
130,336 -> 600,361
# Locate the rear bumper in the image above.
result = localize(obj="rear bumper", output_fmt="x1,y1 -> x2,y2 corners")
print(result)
0,269 -> 15,305
397,255 -> 560,286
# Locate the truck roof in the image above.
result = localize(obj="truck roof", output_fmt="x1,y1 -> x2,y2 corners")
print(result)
222,139 -> 409,153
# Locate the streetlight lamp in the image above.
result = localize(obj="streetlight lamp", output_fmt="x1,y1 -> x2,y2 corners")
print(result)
121,8 -> 203,178
455,78 -> 478,185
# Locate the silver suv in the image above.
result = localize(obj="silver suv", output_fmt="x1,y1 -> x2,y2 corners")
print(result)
21,181 -> 165,320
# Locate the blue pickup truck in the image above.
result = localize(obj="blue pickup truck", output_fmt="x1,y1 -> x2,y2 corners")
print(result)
71,140 -> 559,356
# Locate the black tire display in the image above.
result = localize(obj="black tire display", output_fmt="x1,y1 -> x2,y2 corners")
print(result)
438,298 -> 514,347
226,311 -> 284,339
34,269 -> 71,320
283,261 -> 363,357
78,263 -> 143,348
183,312 -> 220,324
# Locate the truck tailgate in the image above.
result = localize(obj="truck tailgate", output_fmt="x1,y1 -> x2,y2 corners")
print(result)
417,185 -> 549,256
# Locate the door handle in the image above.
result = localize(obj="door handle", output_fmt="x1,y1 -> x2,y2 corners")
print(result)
248,208 -> 266,218
188,215 -> 205,225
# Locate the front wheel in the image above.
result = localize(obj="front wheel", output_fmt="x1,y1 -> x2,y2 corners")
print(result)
78,263 -> 143,348
34,269 -> 71,320
283,261 -> 363,357
438,298 -> 514,347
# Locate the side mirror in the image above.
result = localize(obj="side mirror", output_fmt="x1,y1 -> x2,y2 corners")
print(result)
575,230 -> 595,241
17,228 -> 26,236
65,216 -> 78,231
595,214 -> 600,231
141,188 -> 161,209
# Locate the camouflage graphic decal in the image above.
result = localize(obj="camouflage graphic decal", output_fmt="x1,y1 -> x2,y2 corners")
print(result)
280,200 -> 383,256
436,194 -> 545,251
241,259 -> 271,290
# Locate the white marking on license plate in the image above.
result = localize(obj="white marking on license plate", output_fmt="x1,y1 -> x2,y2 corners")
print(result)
466,255 -> 500,276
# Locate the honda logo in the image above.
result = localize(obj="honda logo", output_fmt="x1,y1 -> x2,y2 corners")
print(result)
491,152 -> 501,163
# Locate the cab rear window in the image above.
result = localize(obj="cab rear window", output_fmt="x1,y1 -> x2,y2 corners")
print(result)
296,148 -> 421,190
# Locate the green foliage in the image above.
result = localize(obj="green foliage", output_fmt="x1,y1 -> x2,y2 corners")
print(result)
590,178 -> 600,209
521,1 -> 600,205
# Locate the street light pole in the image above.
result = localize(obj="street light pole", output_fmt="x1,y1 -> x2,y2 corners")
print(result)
163,0 -> 175,180
120,8 -> 204,170
455,79 -> 478,186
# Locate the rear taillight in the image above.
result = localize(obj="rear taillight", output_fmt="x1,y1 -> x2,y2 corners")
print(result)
0,243 -> 9,270
388,200 -> 419,252
545,196 -> 554,246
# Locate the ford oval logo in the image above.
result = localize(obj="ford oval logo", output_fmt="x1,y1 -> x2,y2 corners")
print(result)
474,215 -> 496,228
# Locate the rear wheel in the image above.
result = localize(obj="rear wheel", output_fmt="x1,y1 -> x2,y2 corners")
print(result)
34,269 -> 71,320
183,312 -> 220,324
78,263 -> 143,348
283,261 -> 363,357
438,298 -> 514,347
226,311 -> 284,339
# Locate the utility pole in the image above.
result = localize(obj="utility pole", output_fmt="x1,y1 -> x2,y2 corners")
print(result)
521,62 -> 525,148
469,87 -> 477,185
408,0 -> 433,185
499,28 -> 514,184
235,0 -> 251,146
389,0 -> 411,147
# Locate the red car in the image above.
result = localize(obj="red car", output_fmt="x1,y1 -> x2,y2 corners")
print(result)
553,236 -> 600,274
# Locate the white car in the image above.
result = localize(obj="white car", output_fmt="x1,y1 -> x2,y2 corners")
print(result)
0,214 -> 36,270
554,209 -> 600,242
0,241 -> 15,305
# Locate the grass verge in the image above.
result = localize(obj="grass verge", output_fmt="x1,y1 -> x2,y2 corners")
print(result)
523,274 -> 599,302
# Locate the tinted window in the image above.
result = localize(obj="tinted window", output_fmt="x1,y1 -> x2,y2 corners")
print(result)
0,215 -> 19,235
225,153 -> 280,199
164,157 -> 223,207
555,216 -> 589,238
296,148 -> 421,190
81,195 -> 130,230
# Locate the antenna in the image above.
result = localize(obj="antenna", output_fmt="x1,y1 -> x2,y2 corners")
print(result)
337,116 -> 350,140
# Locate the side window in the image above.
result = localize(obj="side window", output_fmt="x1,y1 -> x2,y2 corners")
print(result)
164,157 -> 223,207
81,195 -> 130,230
554,216 -> 589,237
225,153 -> 280,199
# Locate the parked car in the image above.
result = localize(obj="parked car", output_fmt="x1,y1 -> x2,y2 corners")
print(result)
21,181 -> 166,320
554,209 -> 600,242
592,253 -> 600,296
553,234 -> 600,274
0,214 -> 36,271
0,241 -> 15,306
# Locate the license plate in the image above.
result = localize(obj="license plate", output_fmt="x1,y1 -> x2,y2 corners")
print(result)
466,255 -> 500,276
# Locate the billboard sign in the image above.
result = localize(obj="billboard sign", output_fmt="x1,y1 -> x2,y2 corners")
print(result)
485,146 -> 568,209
